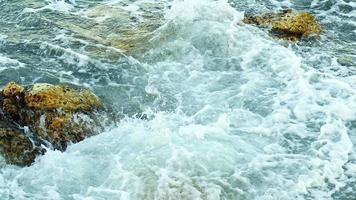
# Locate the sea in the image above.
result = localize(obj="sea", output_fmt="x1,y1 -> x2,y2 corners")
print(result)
0,0 -> 355,199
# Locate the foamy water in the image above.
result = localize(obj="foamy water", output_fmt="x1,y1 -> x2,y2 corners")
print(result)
0,0 -> 355,199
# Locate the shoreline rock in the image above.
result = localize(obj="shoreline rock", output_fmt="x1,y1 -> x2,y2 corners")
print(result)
0,81 -> 111,166
243,9 -> 322,41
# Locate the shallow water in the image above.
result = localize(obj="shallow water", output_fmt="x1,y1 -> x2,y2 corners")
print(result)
0,0 -> 355,199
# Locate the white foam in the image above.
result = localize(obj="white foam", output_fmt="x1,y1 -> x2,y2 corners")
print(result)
22,0 -> 74,14
0,54 -> 25,72
1,0 -> 355,199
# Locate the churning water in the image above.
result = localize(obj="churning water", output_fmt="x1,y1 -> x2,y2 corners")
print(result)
0,0 -> 355,199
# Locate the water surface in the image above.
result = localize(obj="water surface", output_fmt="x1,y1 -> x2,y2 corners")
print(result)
0,0 -> 355,199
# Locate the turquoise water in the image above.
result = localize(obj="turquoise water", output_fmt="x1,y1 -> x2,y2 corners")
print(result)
0,0 -> 355,199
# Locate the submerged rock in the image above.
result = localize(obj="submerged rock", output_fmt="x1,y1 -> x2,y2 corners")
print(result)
84,4 -> 163,53
51,3 -> 164,54
243,9 -> 322,40
0,81 -> 110,165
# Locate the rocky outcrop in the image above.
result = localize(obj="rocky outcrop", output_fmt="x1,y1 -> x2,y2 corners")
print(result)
0,81 -> 110,166
243,9 -> 322,40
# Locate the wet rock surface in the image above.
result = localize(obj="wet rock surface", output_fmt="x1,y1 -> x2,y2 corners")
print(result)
0,81 -> 111,166
0,128 -> 44,167
0,113 -> 45,166
243,9 -> 322,40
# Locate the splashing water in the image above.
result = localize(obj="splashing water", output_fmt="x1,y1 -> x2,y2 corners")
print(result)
0,0 -> 355,199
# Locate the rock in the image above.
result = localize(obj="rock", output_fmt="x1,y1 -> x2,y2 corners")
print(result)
86,4 -> 130,19
28,111 -> 105,151
1,81 -> 25,121
0,128 -> 44,166
243,9 -> 322,40
24,83 -> 102,111
48,3 -> 164,54
1,81 -> 24,98
0,81 -> 110,165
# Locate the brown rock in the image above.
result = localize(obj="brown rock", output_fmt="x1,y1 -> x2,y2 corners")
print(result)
1,81 -> 24,98
3,98 -> 18,116
0,128 -> 44,166
29,111 -> 104,151
0,81 -> 110,165
24,83 -> 102,111
243,9 -> 322,40
1,82 -> 25,121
